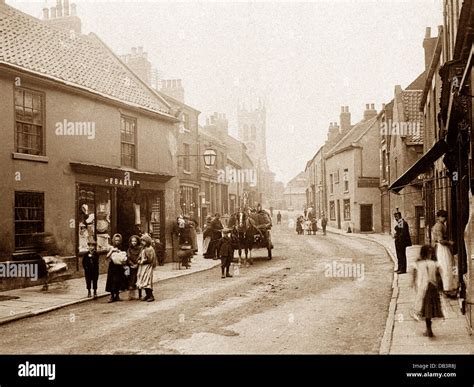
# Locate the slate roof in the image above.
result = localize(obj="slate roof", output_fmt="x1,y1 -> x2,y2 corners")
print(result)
325,116 -> 378,158
0,3 -> 172,117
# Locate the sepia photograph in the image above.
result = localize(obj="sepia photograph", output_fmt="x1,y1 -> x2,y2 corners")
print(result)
0,0 -> 473,384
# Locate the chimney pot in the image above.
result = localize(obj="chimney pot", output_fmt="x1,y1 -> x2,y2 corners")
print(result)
425,27 -> 431,38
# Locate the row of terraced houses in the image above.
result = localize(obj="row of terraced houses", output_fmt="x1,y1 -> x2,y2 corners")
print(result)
0,0 -> 278,288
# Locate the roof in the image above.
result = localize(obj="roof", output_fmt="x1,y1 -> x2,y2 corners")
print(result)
157,91 -> 201,114
0,4 -> 173,118
400,90 -> 424,144
325,116 -> 378,158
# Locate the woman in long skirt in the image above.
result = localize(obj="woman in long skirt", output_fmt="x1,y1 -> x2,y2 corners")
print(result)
105,233 -> 128,303
431,210 -> 457,297
136,234 -> 157,302
412,245 -> 444,337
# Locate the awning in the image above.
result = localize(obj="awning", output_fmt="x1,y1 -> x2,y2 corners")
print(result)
388,140 -> 448,193
70,161 -> 174,183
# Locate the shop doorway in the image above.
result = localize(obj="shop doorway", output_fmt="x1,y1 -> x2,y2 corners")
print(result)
116,187 -> 136,250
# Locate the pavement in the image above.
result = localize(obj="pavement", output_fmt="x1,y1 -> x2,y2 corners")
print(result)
0,236 -> 221,326
326,226 -> 474,354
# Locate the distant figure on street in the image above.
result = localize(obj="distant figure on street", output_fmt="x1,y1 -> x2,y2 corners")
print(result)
277,211 -> 282,225
431,209 -> 456,297
321,213 -> 328,236
296,216 -> 303,235
218,228 -> 234,279
82,239 -> 99,299
393,211 -> 412,274
411,245 -> 443,337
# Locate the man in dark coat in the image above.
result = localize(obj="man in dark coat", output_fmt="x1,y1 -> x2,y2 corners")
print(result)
217,228 -> 233,278
204,213 -> 223,259
394,211 -> 412,274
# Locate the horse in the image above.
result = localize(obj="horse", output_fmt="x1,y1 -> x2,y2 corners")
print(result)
228,210 -> 252,266
229,209 -> 273,266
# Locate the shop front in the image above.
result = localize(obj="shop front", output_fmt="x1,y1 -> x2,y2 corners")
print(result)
71,162 -> 173,257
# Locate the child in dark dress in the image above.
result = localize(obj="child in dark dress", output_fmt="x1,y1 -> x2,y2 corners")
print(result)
126,235 -> 142,300
82,240 -> 99,298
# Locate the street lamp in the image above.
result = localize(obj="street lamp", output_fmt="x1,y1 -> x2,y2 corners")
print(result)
203,149 -> 217,167
177,148 -> 217,167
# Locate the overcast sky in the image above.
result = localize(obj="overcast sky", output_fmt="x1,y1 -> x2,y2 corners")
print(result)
10,0 -> 442,184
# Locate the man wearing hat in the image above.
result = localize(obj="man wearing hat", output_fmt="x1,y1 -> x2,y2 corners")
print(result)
393,211 -> 412,274
217,228 -> 234,279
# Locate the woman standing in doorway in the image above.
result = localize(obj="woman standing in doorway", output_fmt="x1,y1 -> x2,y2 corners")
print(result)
431,210 -> 457,298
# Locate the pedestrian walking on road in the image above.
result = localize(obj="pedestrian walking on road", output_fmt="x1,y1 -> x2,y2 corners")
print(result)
277,211 -> 282,225
321,213 -> 327,236
106,234 -> 128,303
431,209 -> 457,298
126,235 -> 142,300
393,211 -> 411,274
411,245 -> 444,337
136,234 -> 157,302
218,228 -> 234,279
82,239 -> 99,299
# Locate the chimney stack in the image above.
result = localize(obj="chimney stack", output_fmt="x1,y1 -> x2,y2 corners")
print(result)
56,0 -> 63,17
64,0 -> 70,16
363,103 -> 377,121
42,7 -> 50,19
50,6 -> 57,18
340,105 -> 351,134
70,3 -> 76,16
423,26 -> 437,71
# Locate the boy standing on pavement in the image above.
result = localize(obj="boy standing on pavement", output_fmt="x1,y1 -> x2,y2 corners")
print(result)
218,228 -> 233,279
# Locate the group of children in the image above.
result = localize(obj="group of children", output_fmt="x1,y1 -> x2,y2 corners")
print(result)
82,233 -> 163,303
296,216 -> 318,235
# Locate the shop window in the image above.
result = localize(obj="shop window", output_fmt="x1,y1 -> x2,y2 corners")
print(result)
14,191 -> 44,250
15,88 -> 44,155
121,116 -> 136,168
78,186 -> 111,253
344,199 -> 351,220
329,200 -> 336,221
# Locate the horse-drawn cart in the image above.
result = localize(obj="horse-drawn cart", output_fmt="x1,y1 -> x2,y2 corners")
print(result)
228,209 -> 273,266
